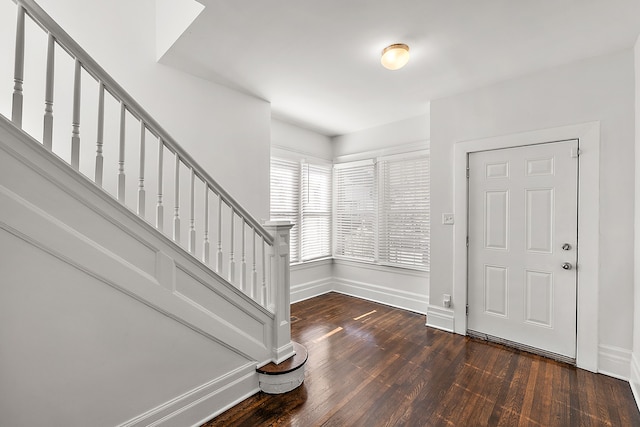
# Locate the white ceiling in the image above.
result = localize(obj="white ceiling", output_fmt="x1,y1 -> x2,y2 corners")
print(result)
159,0 -> 640,137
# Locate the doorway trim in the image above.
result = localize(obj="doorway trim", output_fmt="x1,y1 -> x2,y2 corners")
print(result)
452,121 -> 599,372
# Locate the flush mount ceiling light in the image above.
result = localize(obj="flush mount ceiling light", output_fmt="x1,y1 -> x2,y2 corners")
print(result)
381,43 -> 410,70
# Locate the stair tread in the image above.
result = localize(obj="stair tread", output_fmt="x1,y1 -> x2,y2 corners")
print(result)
257,342 -> 308,375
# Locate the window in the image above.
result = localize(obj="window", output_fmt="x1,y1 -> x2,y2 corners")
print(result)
271,150 -> 429,270
378,154 -> 430,269
334,160 -> 376,261
270,158 -> 300,262
334,152 -> 430,271
301,164 -> 332,261
270,158 -> 332,263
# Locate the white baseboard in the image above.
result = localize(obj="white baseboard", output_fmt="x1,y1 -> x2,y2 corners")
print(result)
333,277 -> 428,314
426,304 -> 454,332
598,344 -> 632,380
630,353 -> 640,413
290,277 -> 333,304
118,363 -> 258,427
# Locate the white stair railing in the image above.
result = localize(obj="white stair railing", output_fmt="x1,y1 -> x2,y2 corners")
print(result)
3,0 -> 291,351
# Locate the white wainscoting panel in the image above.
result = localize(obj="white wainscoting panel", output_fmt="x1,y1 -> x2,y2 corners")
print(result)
598,344 -> 632,380
426,305 -> 455,332
333,277 -> 429,314
290,259 -> 334,303
333,259 -> 429,314
118,363 -> 258,427
291,277 -> 334,303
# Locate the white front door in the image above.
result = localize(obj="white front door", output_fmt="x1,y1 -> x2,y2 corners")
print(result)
467,140 -> 578,360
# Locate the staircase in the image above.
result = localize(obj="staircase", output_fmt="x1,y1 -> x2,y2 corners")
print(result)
0,1 -> 303,425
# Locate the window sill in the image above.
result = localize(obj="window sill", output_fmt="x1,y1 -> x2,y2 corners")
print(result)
290,257 -> 333,271
290,256 -> 429,276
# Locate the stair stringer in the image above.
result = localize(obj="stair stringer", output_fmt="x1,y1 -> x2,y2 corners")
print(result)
0,116 -> 274,426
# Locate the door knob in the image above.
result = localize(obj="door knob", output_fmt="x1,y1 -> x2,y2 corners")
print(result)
562,243 -> 571,251
561,262 -> 572,270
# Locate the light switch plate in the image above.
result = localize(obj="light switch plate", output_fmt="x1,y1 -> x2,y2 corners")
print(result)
442,213 -> 454,225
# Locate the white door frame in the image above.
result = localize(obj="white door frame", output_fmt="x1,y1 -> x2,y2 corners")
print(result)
452,121 -> 599,372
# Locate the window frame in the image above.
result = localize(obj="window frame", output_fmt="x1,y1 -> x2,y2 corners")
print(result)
333,150 -> 430,272
332,159 -> 377,263
300,161 -> 333,262
270,154 -> 333,265
377,152 -> 430,270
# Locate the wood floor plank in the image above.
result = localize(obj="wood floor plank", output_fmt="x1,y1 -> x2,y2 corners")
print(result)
203,292 -> 640,426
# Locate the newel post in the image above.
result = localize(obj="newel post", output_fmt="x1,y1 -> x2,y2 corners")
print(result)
263,220 -> 295,364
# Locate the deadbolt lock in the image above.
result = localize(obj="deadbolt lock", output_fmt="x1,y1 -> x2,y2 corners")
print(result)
562,243 -> 571,251
561,262 -> 573,270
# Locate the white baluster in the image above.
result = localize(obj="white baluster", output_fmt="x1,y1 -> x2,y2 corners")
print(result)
43,33 -> 55,150
251,228 -> 258,300
241,221 -> 247,293
261,237 -> 267,307
117,102 -> 126,201
95,83 -> 105,186
156,140 -> 164,231
216,196 -> 223,274
71,59 -> 81,170
12,6 -> 25,127
173,154 -> 180,243
137,121 -> 146,217
203,185 -> 210,265
189,168 -> 196,254
229,210 -> 235,284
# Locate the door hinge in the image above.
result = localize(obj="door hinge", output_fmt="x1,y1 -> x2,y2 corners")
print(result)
571,148 -> 581,158
466,236 -> 469,247
466,305 -> 469,316
466,167 -> 470,178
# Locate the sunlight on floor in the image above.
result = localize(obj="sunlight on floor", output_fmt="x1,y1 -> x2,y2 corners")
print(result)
353,310 -> 377,320
313,326 -> 343,343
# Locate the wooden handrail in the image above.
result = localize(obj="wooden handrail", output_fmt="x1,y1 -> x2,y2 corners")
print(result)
14,0 -> 274,245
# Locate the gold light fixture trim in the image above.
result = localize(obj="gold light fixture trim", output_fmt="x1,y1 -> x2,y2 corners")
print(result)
381,43 -> 410,70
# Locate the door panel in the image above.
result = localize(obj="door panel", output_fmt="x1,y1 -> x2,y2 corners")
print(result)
467,140 -> 578,359
485,191 -> 508,250
524,270 -> 552,326
484,265 -> 508,316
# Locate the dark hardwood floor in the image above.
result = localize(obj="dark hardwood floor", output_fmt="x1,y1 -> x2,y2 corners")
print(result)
204,292 -> 640,426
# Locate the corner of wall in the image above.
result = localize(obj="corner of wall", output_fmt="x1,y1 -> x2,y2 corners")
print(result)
631,354 -> 640,411
290,277 -> 334,303
632,31 -> 640,413
598,344 -> 632,381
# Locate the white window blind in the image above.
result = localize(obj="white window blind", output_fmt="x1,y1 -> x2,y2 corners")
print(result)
334,161 -> 376,261
270,158 -> 300,262
270,157 -> 332,264
301,163 -> 332,261
378,154 -> 430,269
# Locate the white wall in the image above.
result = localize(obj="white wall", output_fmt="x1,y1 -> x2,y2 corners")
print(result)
332,112 -> 430,158
290,259 -> 334,303
430,50 -> 635,366
271,118 -> 333,161
333,260 -> 429,314
33,0 -> 271,220
631,36 -> 640,407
